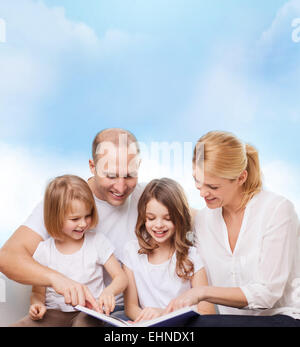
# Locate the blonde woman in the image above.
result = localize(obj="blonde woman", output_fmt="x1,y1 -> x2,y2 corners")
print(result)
166,131 -> 300,327
11,175 -> 127,327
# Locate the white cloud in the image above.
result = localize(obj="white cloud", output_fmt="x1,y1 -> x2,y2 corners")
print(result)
0,142 -> 90,246
184,0 -> 300,131
257,0 -> 300,87
262,160 -> 300,216
99,29 -> 147,57
0,0 -> 98,137
0,0 -> 146,137
0,0 -> 99,51
259,0 -> 300,47
186,62 -> 258,126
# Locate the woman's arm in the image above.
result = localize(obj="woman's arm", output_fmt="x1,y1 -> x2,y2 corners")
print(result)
165,286 -> 248,314
239,199 -> 299,310
202,286 -> 248,308
191,268 -> 216,314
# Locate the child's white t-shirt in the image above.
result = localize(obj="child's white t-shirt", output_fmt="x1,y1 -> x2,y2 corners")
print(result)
122,239 -> 204,309
33,231 -> 114,312
23,182 -> 146,305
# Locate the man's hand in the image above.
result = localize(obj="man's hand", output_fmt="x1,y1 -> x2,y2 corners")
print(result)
50,272 -> 100,311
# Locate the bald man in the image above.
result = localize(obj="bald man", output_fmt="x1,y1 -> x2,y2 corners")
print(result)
0,128 -> 145,321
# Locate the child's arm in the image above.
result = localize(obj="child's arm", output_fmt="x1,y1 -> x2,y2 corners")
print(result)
123,265 -> 164,323
123,264 -> 142,320
191,268 -> 216,314
29,285 -> 47,320
100,254 -> 128,315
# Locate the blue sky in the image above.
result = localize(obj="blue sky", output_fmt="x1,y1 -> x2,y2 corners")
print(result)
1,0 -> 300,245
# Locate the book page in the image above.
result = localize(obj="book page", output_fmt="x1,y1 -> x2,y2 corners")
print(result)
75,305 -> 131,327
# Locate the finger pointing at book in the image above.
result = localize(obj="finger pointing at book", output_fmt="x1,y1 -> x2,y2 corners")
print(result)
165,288 -> 201,314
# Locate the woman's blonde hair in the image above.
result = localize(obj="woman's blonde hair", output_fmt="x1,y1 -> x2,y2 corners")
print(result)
135,178 -> 194,281
193,131 -> 262,209
44,175 -> 98,239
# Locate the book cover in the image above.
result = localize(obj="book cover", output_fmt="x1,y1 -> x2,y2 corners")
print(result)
75,305 -> 200,327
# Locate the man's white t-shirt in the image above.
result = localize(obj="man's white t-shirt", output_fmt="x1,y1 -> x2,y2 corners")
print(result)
122,239 -> 204,309
33,231 -> 114,312
23,182 -> 146,305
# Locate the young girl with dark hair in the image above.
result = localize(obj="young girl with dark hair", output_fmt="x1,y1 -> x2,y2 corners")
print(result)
122,178 -> 215,323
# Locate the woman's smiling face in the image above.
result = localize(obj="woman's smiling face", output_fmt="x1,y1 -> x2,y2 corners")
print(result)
192,167 -> 244,209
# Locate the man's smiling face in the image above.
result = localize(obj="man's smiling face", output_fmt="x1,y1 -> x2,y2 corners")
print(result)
90,145 -> 140,206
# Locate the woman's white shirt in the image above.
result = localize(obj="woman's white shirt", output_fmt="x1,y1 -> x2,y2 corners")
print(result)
122,240 -> 204,309
194,190 -> 300,318
33,231 -> 114,312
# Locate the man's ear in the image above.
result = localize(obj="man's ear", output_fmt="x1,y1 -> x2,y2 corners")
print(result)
89,159 -> 96,175
238,170 -> 248,186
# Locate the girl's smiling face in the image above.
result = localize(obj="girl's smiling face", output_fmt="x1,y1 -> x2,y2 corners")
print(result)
145,198 -> 175,245
62,199 -> 92,241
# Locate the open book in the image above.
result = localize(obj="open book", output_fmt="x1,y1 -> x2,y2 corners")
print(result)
75,305 -> 199,327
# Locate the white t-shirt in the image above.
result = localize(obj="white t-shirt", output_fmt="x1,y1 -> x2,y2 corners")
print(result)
33,231 -> 114,312
23,182 -> 146,305
122,239 -> 204,309
194,190 -> 300,319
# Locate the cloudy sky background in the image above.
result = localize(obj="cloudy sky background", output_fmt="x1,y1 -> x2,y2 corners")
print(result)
1,0 -> 300,246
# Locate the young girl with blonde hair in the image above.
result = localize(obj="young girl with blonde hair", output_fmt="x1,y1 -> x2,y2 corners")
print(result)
123,178 -> 215,323
12,175 -> 127,327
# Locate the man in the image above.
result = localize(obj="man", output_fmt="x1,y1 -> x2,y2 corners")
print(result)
0,128 -> 144,316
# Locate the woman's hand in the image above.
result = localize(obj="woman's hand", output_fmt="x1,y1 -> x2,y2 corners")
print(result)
165,288 -> 203,314
134,307 -> 165,323
98,289 -> 116,315
49,272 -> 100,312
29,303 -> 47,320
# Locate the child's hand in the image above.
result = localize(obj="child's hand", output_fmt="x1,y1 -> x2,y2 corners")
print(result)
29,304 -> 47,321
134,307 -> 164,323
98,289 -> 115,315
